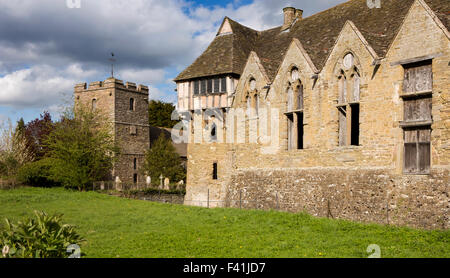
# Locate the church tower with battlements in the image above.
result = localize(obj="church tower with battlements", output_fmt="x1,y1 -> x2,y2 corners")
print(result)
74,77 -> 150,184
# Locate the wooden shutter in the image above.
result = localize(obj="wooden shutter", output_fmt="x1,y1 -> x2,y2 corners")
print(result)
338,107 -> 347,146
287,87 -> 293,112
404,97 -> 432,122
404,128 -> 431,174
297,83 -> 303,110
418,129 -> 431,173
403,63 -> 432,93
352,74 -> 360,102
404,129 -> 418,173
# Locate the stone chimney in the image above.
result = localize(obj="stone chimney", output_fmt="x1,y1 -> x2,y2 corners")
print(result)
281,7 -> 303,31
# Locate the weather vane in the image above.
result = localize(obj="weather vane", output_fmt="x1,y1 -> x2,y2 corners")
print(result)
108,52 -> 116,78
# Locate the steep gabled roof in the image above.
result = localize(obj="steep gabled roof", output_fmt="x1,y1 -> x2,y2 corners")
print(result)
175,0 -> 450,82
254,0 -> 418,80
174,18 -> 258,81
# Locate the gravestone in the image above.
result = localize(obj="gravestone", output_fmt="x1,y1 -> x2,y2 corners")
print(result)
159,174 -> 164,189
115,176 -> 122,191
177,180 -> 184,190
164,178 -> 170,190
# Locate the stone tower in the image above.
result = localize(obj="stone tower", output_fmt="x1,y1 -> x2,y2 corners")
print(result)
74,77 -> 150,184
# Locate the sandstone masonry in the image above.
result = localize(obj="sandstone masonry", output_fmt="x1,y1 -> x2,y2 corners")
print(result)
74,77 -> 150,184
176,0 -> 450,229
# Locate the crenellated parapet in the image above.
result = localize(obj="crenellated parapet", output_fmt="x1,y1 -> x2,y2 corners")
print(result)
74,77 -> 149,95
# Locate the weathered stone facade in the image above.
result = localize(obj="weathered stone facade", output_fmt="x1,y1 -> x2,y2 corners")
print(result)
176,0 -> 450,229
74,77 -> 150,183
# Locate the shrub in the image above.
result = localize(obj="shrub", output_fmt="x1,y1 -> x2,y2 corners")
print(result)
0,119 -> 34,178
44,105 -> 119,191
16,158 -> 60,188
0,211 -> 84,258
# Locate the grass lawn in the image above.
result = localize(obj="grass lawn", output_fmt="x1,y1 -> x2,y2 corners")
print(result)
0,187 -> 448,258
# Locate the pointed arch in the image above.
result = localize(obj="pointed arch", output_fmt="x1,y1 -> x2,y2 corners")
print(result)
335,52 -> 361,147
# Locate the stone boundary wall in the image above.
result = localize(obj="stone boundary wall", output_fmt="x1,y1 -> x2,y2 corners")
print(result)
123,192 -> 185,205
226,168 -> 449,229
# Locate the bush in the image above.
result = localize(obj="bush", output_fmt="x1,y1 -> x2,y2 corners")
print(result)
44,106 -> 119,191
0,211 -> 84,258
16,159 -> 60,188
0,119 -> 34,178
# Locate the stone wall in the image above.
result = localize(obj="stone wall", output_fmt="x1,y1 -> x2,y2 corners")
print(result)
74,78 -> 150,183
183,2 -> 449,229
226,168 -> 449,229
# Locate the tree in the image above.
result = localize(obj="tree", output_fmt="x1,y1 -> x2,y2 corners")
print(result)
15,118 -> 25,135
141,134 -> 185,185
44,106 -> 119,190
148,100 -> 178,128
23,112 -> 54,159
0,119 -> 34,178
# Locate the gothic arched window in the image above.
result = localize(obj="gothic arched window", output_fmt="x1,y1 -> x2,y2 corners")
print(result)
286,67 -> 304,150
337,53 -> 360,146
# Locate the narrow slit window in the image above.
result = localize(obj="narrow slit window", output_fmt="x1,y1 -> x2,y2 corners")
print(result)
133,158 -> 137,170
130,98 -> 135,111
350,103 -> 360,146
212,163 -> 218,180
133,174 -> 138,184
296,112 -> 303,149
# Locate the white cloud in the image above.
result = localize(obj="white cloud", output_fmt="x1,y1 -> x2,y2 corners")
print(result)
0,64 -> 97,108
120,68 -> 166,86
0,0 -> 346,113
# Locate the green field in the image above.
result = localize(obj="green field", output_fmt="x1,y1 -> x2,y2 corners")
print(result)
0,187 -> 448,258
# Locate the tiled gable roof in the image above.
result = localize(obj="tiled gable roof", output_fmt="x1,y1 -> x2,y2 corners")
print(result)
175,0 -> 450,82
174,18 -> 258,81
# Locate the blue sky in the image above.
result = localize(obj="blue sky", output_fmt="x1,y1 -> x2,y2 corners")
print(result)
0,0 -> 345,124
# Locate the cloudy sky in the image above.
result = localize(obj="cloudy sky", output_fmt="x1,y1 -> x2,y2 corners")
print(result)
0,0 -> 346,123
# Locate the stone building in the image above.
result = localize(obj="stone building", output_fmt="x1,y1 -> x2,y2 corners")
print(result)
74,77 -> 150,184
175,0 -> 449,229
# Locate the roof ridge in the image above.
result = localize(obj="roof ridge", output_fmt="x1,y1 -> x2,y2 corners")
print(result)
225,16 -> 259,33
175,0 -> 449,82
